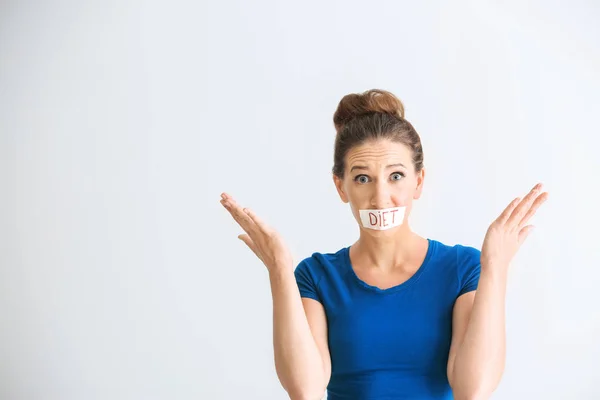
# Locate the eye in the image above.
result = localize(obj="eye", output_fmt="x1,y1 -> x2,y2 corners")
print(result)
391,172 -> 405,181
354,175 -> 370,184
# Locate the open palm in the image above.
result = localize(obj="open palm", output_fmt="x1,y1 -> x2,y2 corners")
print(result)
481,183 -> 549,269
220,192 -> 294,273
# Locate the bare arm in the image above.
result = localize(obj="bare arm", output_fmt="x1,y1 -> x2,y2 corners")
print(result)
219,192 -> 332,399
447,270 -> 507,400
449,183 -> 548,399
270,268 -> 331,400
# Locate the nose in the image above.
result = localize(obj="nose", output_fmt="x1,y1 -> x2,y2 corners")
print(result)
370,182 -> 393,209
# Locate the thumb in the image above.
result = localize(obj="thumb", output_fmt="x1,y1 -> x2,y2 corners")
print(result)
238,234 -> 261,258
518,225 -> 535,246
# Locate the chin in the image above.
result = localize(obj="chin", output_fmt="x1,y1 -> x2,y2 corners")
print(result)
361,225 -> 404,235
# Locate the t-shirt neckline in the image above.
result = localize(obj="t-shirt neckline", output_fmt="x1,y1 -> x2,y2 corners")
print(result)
344,238 -> 435,294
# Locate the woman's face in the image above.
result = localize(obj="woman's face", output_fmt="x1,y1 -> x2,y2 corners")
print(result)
333,139 -> 425,231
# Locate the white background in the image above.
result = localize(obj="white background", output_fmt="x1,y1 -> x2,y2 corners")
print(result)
1,0 -> 599,399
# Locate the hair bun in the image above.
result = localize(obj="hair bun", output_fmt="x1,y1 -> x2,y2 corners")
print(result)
333,89 -> 405,133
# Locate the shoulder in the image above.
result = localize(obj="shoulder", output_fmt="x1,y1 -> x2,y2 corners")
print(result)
428,239 -> 481,291
447,242 -> 482,295
454,243 -> 481,267
294,246 -> 348,283
293,246 -> 349,303
429,238 -> 480,265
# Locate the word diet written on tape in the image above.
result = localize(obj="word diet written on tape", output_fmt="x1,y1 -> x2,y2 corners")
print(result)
358,206 -> 406,231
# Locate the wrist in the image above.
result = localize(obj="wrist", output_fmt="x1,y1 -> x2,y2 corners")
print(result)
480,260 -> 509,280
268,265 -> 294,280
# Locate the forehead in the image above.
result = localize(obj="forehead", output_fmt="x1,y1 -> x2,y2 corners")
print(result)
346,140 -> 412,167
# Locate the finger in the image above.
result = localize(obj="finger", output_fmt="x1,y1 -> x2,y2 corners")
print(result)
238,233 -> 263,261
221,196 -> 257,236
243,207 -> 272,235
507,183 -> 542,227
497,197 -> 521,225
518,191 -> 549,229
221,197 -> 254,230
518,224 -> 535,246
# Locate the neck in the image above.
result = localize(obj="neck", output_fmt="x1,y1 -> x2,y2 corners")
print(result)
353,223 -> 422,273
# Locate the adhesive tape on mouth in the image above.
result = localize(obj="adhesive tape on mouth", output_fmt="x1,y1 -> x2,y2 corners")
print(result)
359,206 -> 406,231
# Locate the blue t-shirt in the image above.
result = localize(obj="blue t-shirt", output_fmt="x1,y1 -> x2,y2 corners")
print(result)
294,238 -> 481,400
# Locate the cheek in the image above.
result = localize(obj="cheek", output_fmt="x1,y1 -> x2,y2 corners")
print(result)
393,192 -> 413,207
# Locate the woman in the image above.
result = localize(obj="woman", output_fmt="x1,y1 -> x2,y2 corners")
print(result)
220,89 -> 548,400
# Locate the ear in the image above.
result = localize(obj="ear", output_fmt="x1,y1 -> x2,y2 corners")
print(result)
333,174 -> 349,203
413,167 -> 426,200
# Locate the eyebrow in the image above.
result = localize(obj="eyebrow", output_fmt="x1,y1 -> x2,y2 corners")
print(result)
350,163 -> 406,172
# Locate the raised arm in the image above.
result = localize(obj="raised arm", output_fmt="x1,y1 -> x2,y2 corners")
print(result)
220,192 -> 330,399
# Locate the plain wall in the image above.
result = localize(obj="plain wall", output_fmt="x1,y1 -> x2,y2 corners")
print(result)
1,0 -> 599,399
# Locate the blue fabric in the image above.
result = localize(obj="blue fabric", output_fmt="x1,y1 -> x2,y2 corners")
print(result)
294,238 -> 481,400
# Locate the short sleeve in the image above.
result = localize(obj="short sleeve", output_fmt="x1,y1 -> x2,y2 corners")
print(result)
293,258 -> 322,303
457,245 -> 481,297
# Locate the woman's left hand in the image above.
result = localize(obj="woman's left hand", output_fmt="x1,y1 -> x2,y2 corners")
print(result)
480,182 -> 549,271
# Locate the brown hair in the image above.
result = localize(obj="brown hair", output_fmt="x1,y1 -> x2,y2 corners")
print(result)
332,89 -> 424,178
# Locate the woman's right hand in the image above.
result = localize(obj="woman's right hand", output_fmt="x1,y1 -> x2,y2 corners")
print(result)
220,192 -> 294,274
